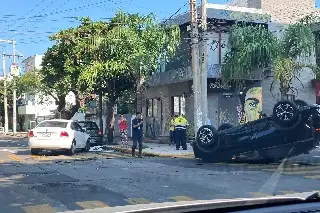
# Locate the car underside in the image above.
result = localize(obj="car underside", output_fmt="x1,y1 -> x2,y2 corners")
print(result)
192,100 -> 320,163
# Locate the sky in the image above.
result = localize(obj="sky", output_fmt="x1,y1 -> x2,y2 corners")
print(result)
0,0 -> 229,72
0,0 -> 319,72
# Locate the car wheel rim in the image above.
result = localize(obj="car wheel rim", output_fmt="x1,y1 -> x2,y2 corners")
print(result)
275,103 -> 294,121
198,128 -> 214,145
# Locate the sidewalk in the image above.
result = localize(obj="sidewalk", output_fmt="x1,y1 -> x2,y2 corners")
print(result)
0,132 -> 28,140
104,140 -> 195,158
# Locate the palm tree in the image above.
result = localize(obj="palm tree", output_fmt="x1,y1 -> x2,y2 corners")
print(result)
221,20 -> 316,100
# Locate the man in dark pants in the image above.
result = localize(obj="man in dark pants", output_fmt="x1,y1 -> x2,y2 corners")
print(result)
174,114 -> 188,150
132,112 -> 143,157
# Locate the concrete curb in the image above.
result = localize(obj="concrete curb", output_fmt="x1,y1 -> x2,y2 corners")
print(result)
109,146 -> 194,158
0,134 -> 28,139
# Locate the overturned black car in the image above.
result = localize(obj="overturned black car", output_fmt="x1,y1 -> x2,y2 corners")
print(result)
192,100 -> 320,163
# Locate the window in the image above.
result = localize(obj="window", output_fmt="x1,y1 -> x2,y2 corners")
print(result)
146,98 -> 159,117
147,99 -> 153,117
70,122 -> 76,130
37,121 -> 68,128
74,122 -> 83,131
153,99 -> 158,117
71,122 -> 82,131
180,96 -> 186,115
171,96 -> 186,115
78,121 -> 98,130
173,97 -> 180,114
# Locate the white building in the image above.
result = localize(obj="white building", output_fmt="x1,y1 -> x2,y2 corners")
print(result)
24,54 -> 44,73
18,55 -> 77,130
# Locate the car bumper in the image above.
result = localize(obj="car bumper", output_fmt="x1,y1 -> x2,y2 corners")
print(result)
88,135 -> 103,144
28,138 -> 72,150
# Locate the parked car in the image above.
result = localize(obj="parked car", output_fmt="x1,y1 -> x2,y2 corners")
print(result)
28,119 -> 90,156
192,100 -> 320,163
77,121 -> 103,146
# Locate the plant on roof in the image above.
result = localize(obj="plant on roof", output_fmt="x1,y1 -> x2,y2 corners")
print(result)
221,18 -> 316,100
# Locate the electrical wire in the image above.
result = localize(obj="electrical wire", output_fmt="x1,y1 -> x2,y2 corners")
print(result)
163,1 -> 189,24
9,0 -> 126,41
20,0 -> 121,20
18,0 -> 57,32
12,0 -> 239,47
2,0 -> 46,31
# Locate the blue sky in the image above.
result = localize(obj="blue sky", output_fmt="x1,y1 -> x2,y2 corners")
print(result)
0,0 -> 228,70
0,0 -> 319,70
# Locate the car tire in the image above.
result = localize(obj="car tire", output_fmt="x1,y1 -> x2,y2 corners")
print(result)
218,123 -> 234,131
196,125 -> 219,150
293,99 -> 308,108
82,140 -> 90,152
31,148 -> 41,156
273,100 -> 298,126
67,140 -> 76,156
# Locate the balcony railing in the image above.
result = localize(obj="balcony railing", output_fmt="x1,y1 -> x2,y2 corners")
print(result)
148,64 -> 222,87
147,64 -> 267,87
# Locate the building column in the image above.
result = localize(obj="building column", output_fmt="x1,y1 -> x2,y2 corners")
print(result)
160,95 -> 170,137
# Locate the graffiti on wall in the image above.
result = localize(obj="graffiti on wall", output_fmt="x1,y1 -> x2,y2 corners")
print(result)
239,84 -> 262,124
236,100 -> 244,123
219,109 -> 232,124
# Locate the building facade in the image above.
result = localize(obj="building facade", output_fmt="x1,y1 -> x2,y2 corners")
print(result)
139,2 -> 317,140
17,55 -> 76,130
230,0 -> 318,23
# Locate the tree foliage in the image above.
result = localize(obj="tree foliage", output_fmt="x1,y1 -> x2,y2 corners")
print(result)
221,24 -> 278,83
73,11 -> 180,142
221,20 -> 316,99
14,70 -> 42,95
19,10 -> 180,140
78,11 -> 180,92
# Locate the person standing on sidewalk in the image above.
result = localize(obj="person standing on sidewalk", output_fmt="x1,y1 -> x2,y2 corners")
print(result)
174,114 -> 188,150
131,112 -> 144,157
118,115 -> 128,148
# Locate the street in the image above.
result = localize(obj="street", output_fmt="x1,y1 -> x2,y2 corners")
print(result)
1,138 -> 320,213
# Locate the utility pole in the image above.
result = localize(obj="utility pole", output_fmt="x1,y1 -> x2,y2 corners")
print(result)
2,53 -> 8,134
12,40 -> 17,135
0,39 -> 16,134
190,0 -> 202,134
200,0 -> 208,125
98,91 -> 103,132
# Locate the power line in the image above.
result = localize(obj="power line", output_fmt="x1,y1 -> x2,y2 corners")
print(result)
5,0 -> 234,47
19,0 -> 64,33
2,0 -> 47,34
11,0 -> 60,34
163,1 -> 189,24
19,0 -> 121,20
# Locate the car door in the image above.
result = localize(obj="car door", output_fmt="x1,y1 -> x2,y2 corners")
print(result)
71,122 -> 85,148
76,122 -> 90,147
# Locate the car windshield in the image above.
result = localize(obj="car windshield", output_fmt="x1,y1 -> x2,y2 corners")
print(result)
78,122 -> 98,129
36,121 -> 68,128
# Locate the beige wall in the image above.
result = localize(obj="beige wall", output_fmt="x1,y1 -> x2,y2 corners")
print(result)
142,82 -> 191,137
230,0 -> 317,23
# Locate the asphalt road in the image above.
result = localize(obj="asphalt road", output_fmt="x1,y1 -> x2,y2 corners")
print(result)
1,138 -> 320,213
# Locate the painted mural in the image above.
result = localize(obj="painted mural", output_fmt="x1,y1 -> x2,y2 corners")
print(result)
239,83 -> 263,124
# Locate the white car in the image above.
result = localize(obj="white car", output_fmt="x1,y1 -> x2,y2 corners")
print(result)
28,119 -> 91,156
